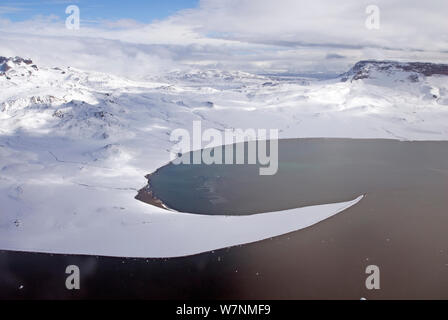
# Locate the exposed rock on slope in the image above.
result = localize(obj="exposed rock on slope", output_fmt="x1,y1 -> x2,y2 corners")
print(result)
341,60 -> 448,82
0,56 -> 38,79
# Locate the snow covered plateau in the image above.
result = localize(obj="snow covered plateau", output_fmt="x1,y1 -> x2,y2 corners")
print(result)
0,57 -> 447,257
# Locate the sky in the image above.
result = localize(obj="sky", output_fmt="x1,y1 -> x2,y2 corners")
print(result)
0,0 -> 199,23
0,0 -> 447,78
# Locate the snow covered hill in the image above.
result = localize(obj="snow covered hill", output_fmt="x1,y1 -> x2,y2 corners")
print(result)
341,60 -> 448,82
0,57 -> 447,257
0,56 -> 38,79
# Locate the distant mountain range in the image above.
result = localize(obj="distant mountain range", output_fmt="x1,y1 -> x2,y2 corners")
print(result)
1,56 -> 447,140
2,56 -> 448,82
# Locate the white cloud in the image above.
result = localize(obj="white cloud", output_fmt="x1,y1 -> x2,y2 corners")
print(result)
0,0 -> 446,78
184,0 -> 448,51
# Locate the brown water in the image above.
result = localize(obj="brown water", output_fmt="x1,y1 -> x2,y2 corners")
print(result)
148,139 -> 448,215
2,139 -> 448,299
142,139 -> 448,299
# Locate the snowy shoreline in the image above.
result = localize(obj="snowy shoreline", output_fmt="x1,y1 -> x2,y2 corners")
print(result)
135,171 -> 172,211
1,195 -> 364,258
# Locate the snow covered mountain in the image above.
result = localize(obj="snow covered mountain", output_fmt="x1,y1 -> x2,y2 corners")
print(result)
341,60 -> 448,82
0,56 -> 38,79
0,57 -> 447,258
2,57 -> 447,140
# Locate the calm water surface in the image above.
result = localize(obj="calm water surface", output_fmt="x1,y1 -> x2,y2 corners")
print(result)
2,139 -> 448,299
150,139 -> 448,215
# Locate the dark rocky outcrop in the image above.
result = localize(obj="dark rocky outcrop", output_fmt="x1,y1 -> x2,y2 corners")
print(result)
341,60 -> 448,82
0,56 -> 36,76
